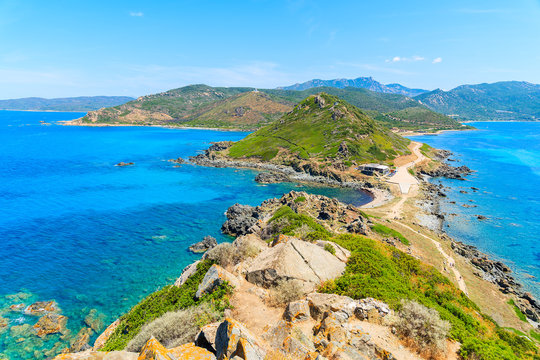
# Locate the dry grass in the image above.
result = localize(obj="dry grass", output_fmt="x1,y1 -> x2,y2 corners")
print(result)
205,242 -> 260,268
267,280 -> 304,307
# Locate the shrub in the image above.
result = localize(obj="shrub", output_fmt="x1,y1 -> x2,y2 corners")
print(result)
324,243 -> 336,255
396,300 -> 451,357
267,206 -> 332,240
370,223 -> 410,245
126,302 -> 222,351
293,196 -> 306,203
205,242 -> 259,268
268,280 -> 303,307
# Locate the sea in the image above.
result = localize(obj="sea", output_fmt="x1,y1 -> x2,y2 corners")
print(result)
0,111 -> 371,359
409,122 -> 540,300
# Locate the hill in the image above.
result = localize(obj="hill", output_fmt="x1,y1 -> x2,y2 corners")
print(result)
0,96 -> 134,111
70,84 -> 463,132
225,92 -> 411,165
416,81 -> 540,121
278,76 -> 428,97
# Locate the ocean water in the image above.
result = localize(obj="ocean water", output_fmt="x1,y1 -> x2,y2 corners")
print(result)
0,111 -> 371,359
409,122 -> 540,299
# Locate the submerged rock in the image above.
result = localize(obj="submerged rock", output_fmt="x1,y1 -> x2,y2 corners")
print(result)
189,236 -> 218,253
33,313 -> 67,337
115,162 -> 134,167
25,300 -> 59,316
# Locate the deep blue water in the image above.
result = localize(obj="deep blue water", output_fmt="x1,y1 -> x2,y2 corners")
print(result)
0,111 -> 371,359
409,122 -> 540,299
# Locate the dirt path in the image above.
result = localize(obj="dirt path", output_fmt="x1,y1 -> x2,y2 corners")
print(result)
386,142 -> 423,195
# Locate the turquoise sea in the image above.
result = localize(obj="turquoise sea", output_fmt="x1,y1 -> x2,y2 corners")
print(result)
0,111 -> 371,359
409,122 -> 540,300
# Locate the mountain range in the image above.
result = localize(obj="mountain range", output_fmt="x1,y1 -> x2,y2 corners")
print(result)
0,96 -> 134,112
278,77 -> 429,97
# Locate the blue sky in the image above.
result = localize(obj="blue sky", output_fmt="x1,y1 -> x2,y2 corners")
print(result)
0,0 -> 539,98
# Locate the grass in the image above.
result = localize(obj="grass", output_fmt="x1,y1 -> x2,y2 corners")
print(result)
101,260 -> 231,351
268,205 -> 332,241
319,234 -> 538,359
507,299 -> 527,322
370,223 -> 410,245
294,196 -> 306,203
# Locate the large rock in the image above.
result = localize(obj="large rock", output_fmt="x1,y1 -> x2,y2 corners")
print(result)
168,343 -> 217,360
221,204 -> 259,236
53,351 -> 137,360
33,313 -> 67,337
174,261 -> 201,287
195,322 -> 221,353
215,318 -> 266,360
196,265 -> 240,299
138,337 -> 171,360
189,236 -> 218,253
254,172 -> 290,184
306,293 -> 356,321
93,319 -> 120,350
246,239 -> 346,292
283,300 -> 310,323
25,300 -> 59,315
354,298 -> 391,321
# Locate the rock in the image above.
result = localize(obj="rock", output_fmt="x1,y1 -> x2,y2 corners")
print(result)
53,351 -> 138,359
84,309 -> 105,332
282,336 -> 317,359
68,327 -> 93,352
215,318 -> 266,360
283,300 -> 311,322
246,239 -> 346,292
9,303 -> 25,312
25,300 -> 59,315
115,162 -> 134,167
138,336 -> 171,360
254,172 -> 290,184
189,236 -> 218,253
168,343 -> 217,360
346,218 -> 368,235
306,293 -> 356,321
196,264 -> 240,299
168,157 -> 185,164
33,313 -> 67,337
221,204 -> 259,236
232,233 -> 268,254
261,320 -> 293,348
175,260 -> 201,287
0,316 -> 7,328
476,215 -> 487,220
315,241 -> 350,262
208,141 -> 233,152
419,163 -> 472,180
195,322 -> 221,353
354,298 -> 391,321
93,319 -> 120,350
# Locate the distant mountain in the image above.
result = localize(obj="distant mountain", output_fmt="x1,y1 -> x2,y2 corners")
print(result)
415,81 -> 540,121
0,96 -> 134,112
68,84 -> 463,132
278,77 -> 428,97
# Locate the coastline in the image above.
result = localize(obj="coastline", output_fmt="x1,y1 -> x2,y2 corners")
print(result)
59,121 -> 255,132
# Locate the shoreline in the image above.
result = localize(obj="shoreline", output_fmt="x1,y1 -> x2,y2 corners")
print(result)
59,121 -> 255,132
0,109 -> 89,113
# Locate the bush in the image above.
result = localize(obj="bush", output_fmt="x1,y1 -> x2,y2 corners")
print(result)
324,243 -> 336,255
126,302 -> 222,351
268,280 -> 303,307
266,206 -> 332,241
396,300 -> 451,357
294,196 -> 306,203
370,223 -> 410,245
205,242 -> 259,268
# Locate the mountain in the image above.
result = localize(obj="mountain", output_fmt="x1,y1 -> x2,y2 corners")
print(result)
0,96 -> 134,112
278,77 -> 428,97
225,93 -> 410,165
70,84 -> 462,132
415,81 -> 540,121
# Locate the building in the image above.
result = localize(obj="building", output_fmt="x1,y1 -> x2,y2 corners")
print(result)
358,163 -> 390,176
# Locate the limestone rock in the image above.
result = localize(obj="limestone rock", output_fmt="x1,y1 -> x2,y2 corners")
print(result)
68,327 -> 93,352
195,322 -> 221,353
196,264 -> 240,299
93,319 -> 120,350
215,318 -> 266,360
283,300 -> 310,323
25,300 -> 59,315
246,239 -> 346,292
138,337 -> 170,360
33,313 -> 67,337
354,298 -> 391,321
261,320 -> 293,348
168,343 -> 217,360
174,261 -> 201,287
189,236 -> 218,253
53,351 -> 137,359
307,293 -> 356,321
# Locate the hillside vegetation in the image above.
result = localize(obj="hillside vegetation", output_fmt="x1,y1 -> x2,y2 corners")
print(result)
416,81 -> 540,121
225,93 -> 410,164
69,84 -> 464,131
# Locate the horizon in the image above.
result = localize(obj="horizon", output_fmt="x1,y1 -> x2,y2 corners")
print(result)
1,0 -> 539,98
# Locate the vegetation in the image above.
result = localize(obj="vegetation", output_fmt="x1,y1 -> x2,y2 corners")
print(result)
319,234 -> 538,359
293,196 -> 307,203
324,243 -> 336,255
415,81 -> 540,121
226,93 -> 411,164
370,223 -> 410,245
268,279 -> 303,306
508,299 -> 527,322
265,205 -> 332,241
205,242 -> 260,268
396,300 -> 451,357
101,260 -> 231,351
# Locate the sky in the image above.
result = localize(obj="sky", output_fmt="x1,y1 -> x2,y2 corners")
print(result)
0,0 -> 539,98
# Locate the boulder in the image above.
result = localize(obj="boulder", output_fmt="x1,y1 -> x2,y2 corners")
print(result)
283,300 -> 310,323
354,298 -> 390,321
196,265 -> 240,299
68,327 -> 93,352
189,236 -> 218,253
195,322 -> 221,353
215,318 -> 266,360
25,300 -> 59,315
346,218 -> 368,235
261,320 -> 293,348
168,343 -> 217,360
138,337 -> 171,360
33,313 -> 67,337
306,293 -> 356,321
221,204 -> 259,236
246,239 -> 346,292
174,261 -> 201,287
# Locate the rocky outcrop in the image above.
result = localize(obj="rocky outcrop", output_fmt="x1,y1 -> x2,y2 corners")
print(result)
215,318 -> 266,360
115,162 -> 134,167
221,204 -> 260,236
254,172 -> 290,184
419,163 -> 472,180
33,313 -> 67,337
174,261 -> 201,287
189,236 -> 218,253
245,238 -> 346,292
168,157 -> 185,164
196,264 -> 240,299
25,300 -> 59,315
195,322 -> 221,353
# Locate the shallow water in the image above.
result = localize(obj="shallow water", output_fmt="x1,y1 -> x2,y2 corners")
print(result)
0,111 -> 371,358
409,122 -> 540,299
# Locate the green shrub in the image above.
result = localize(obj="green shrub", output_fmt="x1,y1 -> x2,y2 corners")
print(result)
370,223 -> 410,245
268,206 -> 332,240
101,260 -> 230,351
294,196 -> 306,203
324,243 -> 336,255
507,299 -> 527,322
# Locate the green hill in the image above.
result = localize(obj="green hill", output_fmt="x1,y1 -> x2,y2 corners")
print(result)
69,84 -> 463,131
225,93 -> 410,164
415,81 -> 540,121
